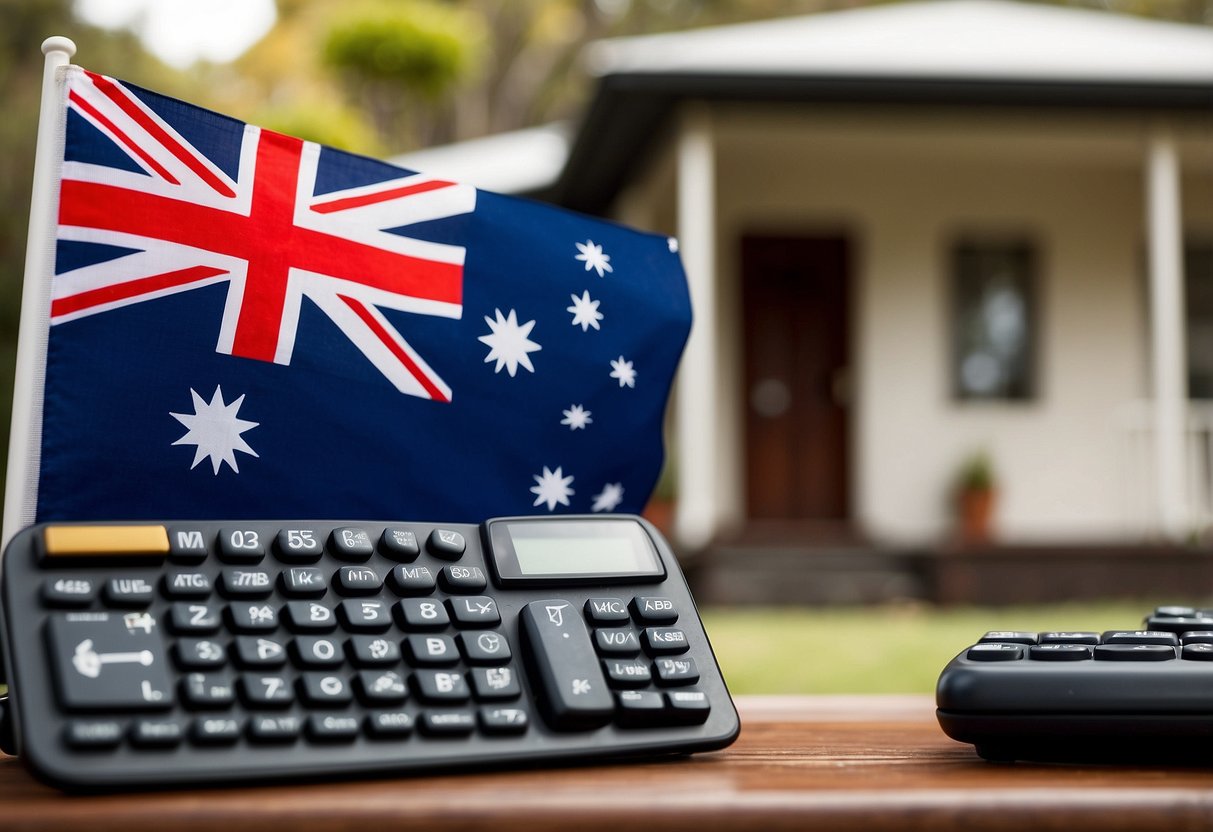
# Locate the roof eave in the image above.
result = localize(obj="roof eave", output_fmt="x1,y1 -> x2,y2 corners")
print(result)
549,72 -> 1213,215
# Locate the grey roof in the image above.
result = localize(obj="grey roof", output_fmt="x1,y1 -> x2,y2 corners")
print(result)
585,0 -> 1213,85
391,123 -> 569,196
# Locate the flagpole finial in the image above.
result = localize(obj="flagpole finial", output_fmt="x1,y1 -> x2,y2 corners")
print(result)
41,36 -> 77,59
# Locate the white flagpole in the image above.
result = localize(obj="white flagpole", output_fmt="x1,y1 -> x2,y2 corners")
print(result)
2,36 -> 76,548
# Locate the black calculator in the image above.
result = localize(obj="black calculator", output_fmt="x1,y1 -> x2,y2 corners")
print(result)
936,605 -> 1213,763
0,515 -> 739,789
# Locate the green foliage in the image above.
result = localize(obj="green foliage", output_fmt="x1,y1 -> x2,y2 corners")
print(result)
956,450 -> 995,494
323,3 -> 478,99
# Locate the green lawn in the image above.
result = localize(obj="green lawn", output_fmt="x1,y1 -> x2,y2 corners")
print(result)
702,601 -> 1181,694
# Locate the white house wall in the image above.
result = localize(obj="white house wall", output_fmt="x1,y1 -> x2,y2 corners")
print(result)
703,107 -> 1212,545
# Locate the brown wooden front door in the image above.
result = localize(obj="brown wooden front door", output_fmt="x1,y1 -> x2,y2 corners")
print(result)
742,235 -> 851,521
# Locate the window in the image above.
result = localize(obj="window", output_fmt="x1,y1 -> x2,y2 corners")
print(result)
951,239 -> 1037,401
1189,241 -> 1213,400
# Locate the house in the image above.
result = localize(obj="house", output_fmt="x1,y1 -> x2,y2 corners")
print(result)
396,0 -> 1213,555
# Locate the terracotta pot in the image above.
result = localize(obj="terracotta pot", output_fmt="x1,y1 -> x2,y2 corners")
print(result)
959,488 -> 996,545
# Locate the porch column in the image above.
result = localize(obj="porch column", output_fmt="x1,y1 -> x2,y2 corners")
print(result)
1145,127 -> 1187,540
674,104 -> 718,550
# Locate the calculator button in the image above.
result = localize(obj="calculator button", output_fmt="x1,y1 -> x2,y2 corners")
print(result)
449,596 -> 501,626
356,670 -> 408,704
406,634 -> 459,665
338,599 -> 392,632
220,568 -> 273,597
167,527 -> 209,563
293,636 -> 344,667
234,636 -> 287,667
65,720 -> 124,748
654,656 -> 700,685
480,707 -> 529,734
459,631 -> 512,664
44,525 -> 169,558
666,689 -> 711,723
615,690 -> 665,726
241,674 -> 294,707
170,603 -> 222,634
181,673 -> 236,708
1182,643 -> 1213,660
631,596 -> 678,623
388,565 -> 437,595
217,529 -> 266,563
191,716 -> 244,744
585,598 -> 629,625
419,710 -> 475,736
470,667 -> 521,700
978,631 -> 1037,645
427,529 -> 466,560
1038,631 -> 1100,645
367,710 -> 414,737
131,719 -> 184,747
335,565 -> 383,594
104,576 -> 156,607
284,601 -> 337,632
163,571 -> 212,598
1101,631 -> 1178,646
329,527 -> 375,561
965,644 -> 1024,661
1144,616 -> 1213,634
43,577 -> 97,607
439,565 -> 487,593
307,714 -> 360,742
1156,605 -> 1197,617
49,612 -> 173,710
349,635 -> 400,666
642,627 -> 689,655
275,528 -> 324,563
228,602 -> 279,633
519,601 -> 613,730
603,658 -> 652,687
594,628 -> 641,655
413,670 -> 470,703
281,567 -> 327,597
175,638 -> 227,669
248,714 -> 302,743
1181,631 -> 1213,645
379,529 -> 420,562
397,598 -> 450,629
1028,644 -> 1092,661
1094,644 -> 1176,661
300,673 -> 353,705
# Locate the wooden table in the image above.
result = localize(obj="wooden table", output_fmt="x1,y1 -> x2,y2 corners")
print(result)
4,695 -> 1213,831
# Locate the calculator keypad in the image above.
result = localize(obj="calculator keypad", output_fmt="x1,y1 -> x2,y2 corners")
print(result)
1,519 -> 738,789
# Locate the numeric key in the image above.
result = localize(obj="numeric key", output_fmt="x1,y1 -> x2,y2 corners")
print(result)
217,529 -> 265,563
275,528 -> 323,562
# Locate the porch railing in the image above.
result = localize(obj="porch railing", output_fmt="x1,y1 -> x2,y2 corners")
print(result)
1119,400 -> 1213,538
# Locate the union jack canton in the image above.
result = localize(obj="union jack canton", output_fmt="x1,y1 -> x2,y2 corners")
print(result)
32,67 -> 691,524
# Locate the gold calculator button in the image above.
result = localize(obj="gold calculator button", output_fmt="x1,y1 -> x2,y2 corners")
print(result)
43,525 -> 171,557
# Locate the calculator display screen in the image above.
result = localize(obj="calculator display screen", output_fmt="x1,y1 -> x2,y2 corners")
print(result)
489,519 -> 664,583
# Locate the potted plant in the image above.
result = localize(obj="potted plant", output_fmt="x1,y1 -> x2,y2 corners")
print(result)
955,451 -> 997,545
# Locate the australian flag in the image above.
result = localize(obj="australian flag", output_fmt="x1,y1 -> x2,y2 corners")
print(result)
25,67 -> 690,525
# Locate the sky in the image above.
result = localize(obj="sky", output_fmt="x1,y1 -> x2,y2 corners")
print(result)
73,0 -> 277,68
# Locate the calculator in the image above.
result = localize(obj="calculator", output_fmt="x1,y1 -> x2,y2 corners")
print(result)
936,605 -> 1213,763
0,515 -> 739,789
